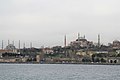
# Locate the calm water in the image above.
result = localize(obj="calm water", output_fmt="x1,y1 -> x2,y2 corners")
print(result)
0,64 -> 120,80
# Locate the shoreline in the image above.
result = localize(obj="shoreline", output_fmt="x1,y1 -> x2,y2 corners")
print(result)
0,62 -> 120,65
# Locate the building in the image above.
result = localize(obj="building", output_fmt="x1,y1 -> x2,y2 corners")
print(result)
112,40 -> 120,49
6,44 -> 16,50
70,34 -> 93,48
0,49 -> 15,58
107,57 -> 120,64
43,47 -> 53,54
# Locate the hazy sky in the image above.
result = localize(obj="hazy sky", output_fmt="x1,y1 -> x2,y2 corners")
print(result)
0,0 -> 120,48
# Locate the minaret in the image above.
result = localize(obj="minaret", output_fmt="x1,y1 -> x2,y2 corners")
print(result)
78,33 -> 80,41
2,40 -> 3,50
64,35 -> 67,58
98,34 -> 100,47
64,35 -> 66,47
30,42 -> 31,48
19,40 -> 20,49
12,41 -> 14,46
23,43 -> 25,48
84,35 -> 85,39
8,40 -> 10,45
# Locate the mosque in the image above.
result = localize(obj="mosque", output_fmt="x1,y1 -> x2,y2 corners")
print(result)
69,33 -> 93,48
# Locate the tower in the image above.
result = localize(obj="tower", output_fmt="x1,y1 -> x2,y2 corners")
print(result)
2,40 -> 3,49
12,41 -> 14,46
30,42 -> 32,48
84,35 -> 85,39
78,33 -> 80,41
98,34 -> 100,47
23,43 -> 25,48
8,40 -> 10,45
64,35 -> 66,47
19,40 -> 20,49
64,35 -> 67,58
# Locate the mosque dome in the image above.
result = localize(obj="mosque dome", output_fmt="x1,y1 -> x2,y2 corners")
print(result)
6,44 -> 16,50
76,37 -> 87,42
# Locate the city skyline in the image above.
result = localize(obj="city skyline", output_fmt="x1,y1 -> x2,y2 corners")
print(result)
0,34 -> 119,49
0,0 -> 120,47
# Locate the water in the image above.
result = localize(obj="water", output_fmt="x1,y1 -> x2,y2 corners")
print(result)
0,64 -> 120,80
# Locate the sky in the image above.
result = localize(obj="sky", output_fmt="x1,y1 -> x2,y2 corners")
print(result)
0,0 -> 120,48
